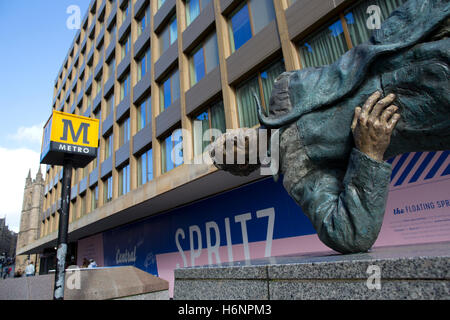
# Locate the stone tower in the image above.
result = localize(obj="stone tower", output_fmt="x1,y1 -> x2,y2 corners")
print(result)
15,167 -> 44,273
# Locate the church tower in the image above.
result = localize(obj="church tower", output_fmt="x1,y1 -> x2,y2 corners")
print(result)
15,167 -> 44,273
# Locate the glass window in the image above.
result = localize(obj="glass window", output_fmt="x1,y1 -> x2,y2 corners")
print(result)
137,48 -> 151,82
137,148 -> 153,186
86,93 -> 92,111
119,117 -> 130,146
160,69 -> 180,111
298,18 -> 348,68
189,32 -> 219,86
120,73 -> 130,102
161,128 -> 183,174
186,0 -> 212,26
119,164 -> 130,196
158,0 -> 166,9
191,47 -> 205,85
108,58 -> 115,79
345,0 -> 407,45
229,0 -> 276,53
137,96 -> 152,131
80,194 -> 87,217
138,6 -> 150,37
96,75 -> 102,95
91,185 -> 99,211
249,0 -> 276,34
237,59 -> 285,128
122,0 -> 130,23
229,4 -> 252,53
110,24 -> 116,42
103,175 -> 113,204
159,15 -> 177,55
298,0 -> 406,68
121,33 -> 131,59
106,93 -> 114,118
193,100 -> 226,156
104,133 -> 113,159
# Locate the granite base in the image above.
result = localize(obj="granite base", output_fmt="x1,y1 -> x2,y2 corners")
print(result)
174,242 -> 450,300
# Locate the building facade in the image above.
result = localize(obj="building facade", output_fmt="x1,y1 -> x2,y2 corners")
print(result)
18,0 -> 450,296
0,218 -> 17,261
14,169 -> 44,273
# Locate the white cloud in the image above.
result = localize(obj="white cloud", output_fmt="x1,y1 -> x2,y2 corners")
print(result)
8,123 -> 44,145
0,146 -> 42,233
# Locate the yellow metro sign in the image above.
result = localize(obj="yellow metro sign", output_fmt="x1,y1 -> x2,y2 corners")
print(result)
40,110 -> 100,168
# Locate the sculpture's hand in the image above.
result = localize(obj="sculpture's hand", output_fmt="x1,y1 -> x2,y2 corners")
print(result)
351,91 -> 401,162
209,128 -> 261,176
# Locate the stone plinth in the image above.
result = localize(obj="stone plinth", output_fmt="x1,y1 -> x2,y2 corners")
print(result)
174,242 -> 450,300
0,266 -> 169,300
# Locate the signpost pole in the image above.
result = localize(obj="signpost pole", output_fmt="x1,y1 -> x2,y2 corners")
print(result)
53,158 -> 73,300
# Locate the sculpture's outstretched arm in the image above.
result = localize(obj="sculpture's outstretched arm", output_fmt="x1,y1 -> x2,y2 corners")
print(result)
292,92 -> 401,253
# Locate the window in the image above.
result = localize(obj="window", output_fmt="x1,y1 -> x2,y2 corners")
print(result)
345,0 -> 407,45
106,93 -> 114,118
91,151 -> 99,169
103,175 -> 113,204
94,107 -> 101,123
160,69 -> 180,111
299,0 -> 406,68
104,132 -> 114,159
193,100 -> 226,156
236,59 -> 285,128
80,193 -> 87,217
186,0 -> 212,26
122,0 -> 130,23
229,0 -> 276,53
88,65 -> 93,78
298,18 -> 348,68
137,148 -> 153,186
138,6 -> 150,37
121,33 -> 131,60
96,75 -> 102,95
119,116 -> 130,147
86,93 -> 92,111
120,73 -> 130,102
91,185 -> 99,211
119,164 -> 130,196
161,128 -> 183,174
137,47 -> 151,82
189,32 -> 219,86
110,24 -> 116,42
107,58 -> 115,79
137,96 -> 151,131
159,15 -> 178,55
158,0 -> 166,10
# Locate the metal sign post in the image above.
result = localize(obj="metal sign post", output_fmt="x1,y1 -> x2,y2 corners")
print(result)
53,159 -> 73,300
40,111 -> 99,300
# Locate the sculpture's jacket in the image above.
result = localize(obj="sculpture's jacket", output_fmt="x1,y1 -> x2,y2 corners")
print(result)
259,0 -> 450,253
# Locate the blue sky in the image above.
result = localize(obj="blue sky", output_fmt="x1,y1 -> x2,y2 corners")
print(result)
0,0 -> 90,231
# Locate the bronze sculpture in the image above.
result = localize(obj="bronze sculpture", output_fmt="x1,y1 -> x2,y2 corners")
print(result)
210,0 -> 450,254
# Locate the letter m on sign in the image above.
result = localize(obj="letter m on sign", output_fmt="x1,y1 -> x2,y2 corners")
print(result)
60,119 -> 91,145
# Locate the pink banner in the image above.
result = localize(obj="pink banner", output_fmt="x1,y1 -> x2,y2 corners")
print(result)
77,233 -> 104,267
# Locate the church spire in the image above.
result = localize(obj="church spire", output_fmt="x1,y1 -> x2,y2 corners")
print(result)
25,169 -> 32,187
35,165 -> 43,183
